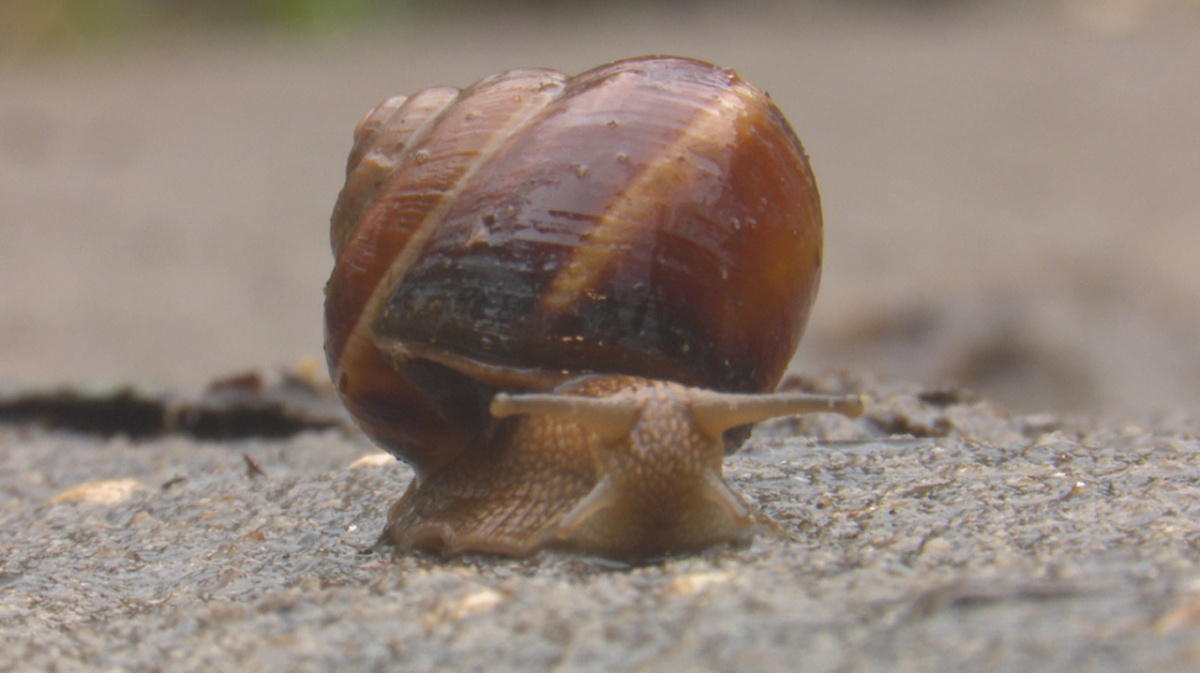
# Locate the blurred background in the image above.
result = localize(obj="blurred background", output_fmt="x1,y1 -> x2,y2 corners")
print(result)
1,0 -> 1198,417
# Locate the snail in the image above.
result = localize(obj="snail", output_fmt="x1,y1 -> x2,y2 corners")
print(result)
325,56 -> 863,560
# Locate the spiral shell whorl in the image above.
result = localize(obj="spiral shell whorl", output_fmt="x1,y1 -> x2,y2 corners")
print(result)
324,57 -> 821,467
330,88 -> 455,257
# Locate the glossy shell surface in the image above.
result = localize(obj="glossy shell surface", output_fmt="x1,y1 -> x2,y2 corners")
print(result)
325,56 -> 822,470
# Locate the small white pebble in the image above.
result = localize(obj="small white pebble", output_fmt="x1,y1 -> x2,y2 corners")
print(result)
49,478 -> 143,505
423,588 -> 505,628
348,451 -> 395,469
662,571 -> 733,597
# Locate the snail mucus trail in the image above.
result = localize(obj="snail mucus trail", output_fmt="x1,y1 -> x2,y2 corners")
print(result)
324,55 -> 864,560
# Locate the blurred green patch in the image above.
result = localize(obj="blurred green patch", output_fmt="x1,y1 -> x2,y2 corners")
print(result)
3,0 -> 415,47
3,0 -> 693,52
3,0 -> 673,51
1,0 -> 1004,53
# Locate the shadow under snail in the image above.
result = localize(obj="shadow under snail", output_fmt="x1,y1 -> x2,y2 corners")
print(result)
324,55 -> 864,560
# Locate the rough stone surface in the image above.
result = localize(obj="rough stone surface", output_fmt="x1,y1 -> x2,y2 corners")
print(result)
2,377 -> 1198,672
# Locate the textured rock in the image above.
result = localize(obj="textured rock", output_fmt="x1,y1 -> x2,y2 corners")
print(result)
2,377 -> 1198,672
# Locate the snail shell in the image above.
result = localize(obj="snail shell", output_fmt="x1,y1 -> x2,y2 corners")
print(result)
325,56 -> 861,559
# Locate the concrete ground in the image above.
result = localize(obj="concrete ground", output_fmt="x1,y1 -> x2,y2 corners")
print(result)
2,374 -> 1199,672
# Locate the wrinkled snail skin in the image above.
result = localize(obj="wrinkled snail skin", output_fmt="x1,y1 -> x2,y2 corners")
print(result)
324,56 -> 861,559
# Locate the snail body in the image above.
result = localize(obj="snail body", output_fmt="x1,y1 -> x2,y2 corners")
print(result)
325,56 -> 861,559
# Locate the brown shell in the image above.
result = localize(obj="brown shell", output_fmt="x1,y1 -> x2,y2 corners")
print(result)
325,56 -> 822,473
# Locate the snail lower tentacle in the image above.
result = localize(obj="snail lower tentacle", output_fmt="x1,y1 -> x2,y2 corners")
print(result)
382,375 -> 862,559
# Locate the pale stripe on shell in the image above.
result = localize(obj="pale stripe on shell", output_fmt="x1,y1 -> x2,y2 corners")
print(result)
340,71 -> 569,377
536,78 -> 754,316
